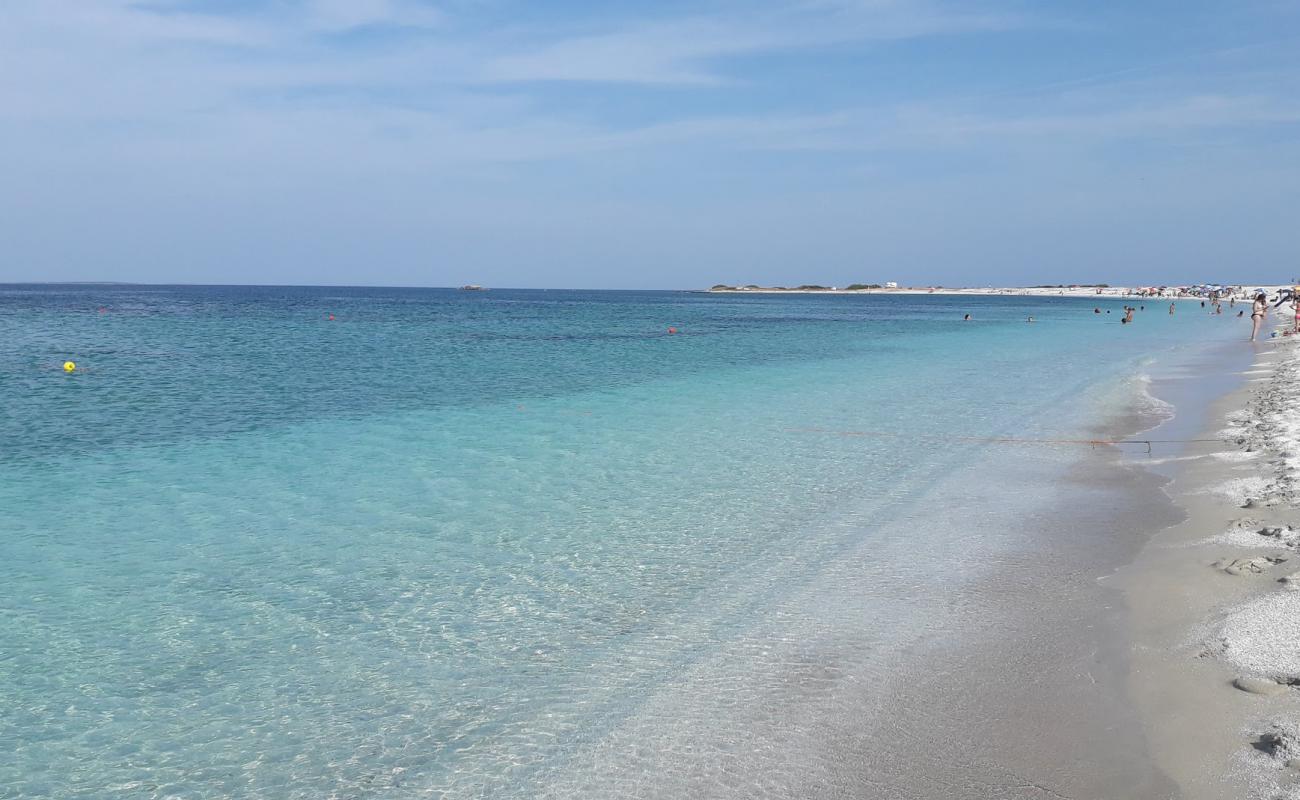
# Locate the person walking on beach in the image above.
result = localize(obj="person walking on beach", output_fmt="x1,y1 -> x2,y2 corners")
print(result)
1251,293 -> 1268,341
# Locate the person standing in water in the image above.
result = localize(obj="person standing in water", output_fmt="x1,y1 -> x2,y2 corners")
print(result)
1169,302 -> 1175,315
1250,293 -> 1268,341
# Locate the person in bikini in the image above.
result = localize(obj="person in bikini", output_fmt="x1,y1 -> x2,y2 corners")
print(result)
1250,292 -> 1268,341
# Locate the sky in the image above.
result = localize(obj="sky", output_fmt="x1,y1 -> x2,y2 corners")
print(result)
1,0 -> 1298,289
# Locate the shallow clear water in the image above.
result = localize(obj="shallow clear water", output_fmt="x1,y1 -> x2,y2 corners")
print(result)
0,286 -> 1240,798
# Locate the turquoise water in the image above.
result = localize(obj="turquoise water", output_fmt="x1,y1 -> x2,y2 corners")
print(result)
0,286 -> 1239,798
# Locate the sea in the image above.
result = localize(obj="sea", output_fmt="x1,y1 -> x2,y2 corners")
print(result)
0,285 -> 1245,799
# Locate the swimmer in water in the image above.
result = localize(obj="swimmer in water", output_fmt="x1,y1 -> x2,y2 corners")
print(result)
963,313 -> 971,321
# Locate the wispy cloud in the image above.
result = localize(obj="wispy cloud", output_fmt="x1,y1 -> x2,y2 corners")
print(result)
2,0 -> 273,47
480,1 -> 1023,85
2,0 -> 1297,162
301,0 -> 442,33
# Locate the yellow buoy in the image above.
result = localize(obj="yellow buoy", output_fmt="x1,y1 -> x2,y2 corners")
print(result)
63,361 -> 76,372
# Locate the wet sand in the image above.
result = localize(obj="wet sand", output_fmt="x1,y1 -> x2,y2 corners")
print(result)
524,444 -> 1189,799
836,451 -> 1183,799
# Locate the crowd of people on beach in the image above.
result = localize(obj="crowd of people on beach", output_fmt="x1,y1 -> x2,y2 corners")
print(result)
962,286 -> 1300,342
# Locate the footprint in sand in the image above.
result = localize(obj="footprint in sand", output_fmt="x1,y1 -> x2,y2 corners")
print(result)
1247,725 -> 1300,770
1234,676 -> 1290,696
1213,554 -> 1288,575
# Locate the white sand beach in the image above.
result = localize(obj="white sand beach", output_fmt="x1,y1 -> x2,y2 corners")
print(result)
1120,309 -> 1300,798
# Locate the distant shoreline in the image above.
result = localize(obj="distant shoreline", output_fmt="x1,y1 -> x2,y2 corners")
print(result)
704,285 -> 1261,299
2,281 -> 1281,296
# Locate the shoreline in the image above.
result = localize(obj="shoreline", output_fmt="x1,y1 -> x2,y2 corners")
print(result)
523,361 -> 1199,798
1119,316 -> 1300,798
510,302 -> 1244,797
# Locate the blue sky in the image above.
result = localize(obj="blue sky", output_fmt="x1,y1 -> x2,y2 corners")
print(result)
1,0 -> 1297,288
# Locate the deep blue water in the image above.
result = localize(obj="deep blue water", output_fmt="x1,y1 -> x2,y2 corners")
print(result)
0,285 -> 1241,798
